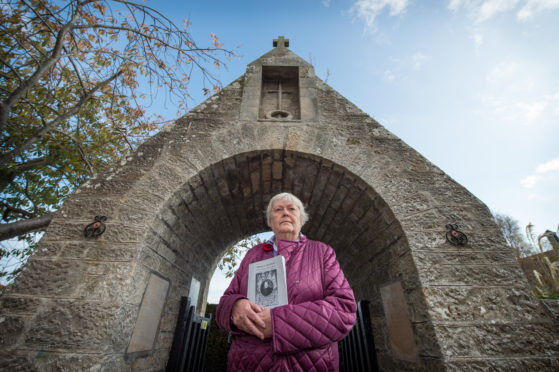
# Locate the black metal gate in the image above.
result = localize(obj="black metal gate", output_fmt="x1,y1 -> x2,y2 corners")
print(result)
166,297 -> 212,372
339,300 -> 379,372
166,298 -> 376,371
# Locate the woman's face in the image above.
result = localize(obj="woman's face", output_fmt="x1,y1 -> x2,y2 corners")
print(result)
270,198 -> 302,239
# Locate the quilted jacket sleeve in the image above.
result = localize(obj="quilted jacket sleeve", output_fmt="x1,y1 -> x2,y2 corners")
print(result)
216,257 -> 249,334
271,245 -> 356,354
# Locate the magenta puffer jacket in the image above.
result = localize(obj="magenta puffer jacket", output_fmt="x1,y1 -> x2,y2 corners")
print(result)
216,235 -> 357,371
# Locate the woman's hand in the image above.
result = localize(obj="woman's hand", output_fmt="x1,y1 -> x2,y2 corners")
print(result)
232,299 -> 267,339
257,307 -> 273,339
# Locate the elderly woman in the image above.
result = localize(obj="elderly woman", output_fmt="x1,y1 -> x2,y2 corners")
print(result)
216,192 -> 356,371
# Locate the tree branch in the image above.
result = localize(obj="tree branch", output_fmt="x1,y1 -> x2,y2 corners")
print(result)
0,70 -> 123,167
53,128 -> 95,176
0,213 -> 53,241
1,201 -> 37,220
71,23 -> 227,57
0,157 -> 51,194
0,1 -> 84,134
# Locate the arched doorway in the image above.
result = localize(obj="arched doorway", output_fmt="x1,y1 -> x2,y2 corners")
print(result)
129,149 -> 431,370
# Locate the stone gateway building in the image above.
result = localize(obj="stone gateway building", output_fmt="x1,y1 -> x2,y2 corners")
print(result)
1,38 -> 558,371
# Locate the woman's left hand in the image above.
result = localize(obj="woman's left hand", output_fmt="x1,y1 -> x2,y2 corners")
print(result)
257,307 -> 273,339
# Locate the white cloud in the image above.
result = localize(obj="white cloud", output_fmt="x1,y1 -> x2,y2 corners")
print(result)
521,175 -> 539,188
484,59 -> 559,125
412,52 -> 428,70
521,158 -> 559,188
517,100 -> 547,122
472,28 -> 484,52
448,0 -> 467,10
380,52 -> 429,81
517,0 -> 559,20
517,90 -> 559,123
478,0 -> 520,22
384,69 -> 396,80
448,0 -> 520,22
351,0 -> 409,30
486,61 -> 518,83
483,90 -> 559,124
448,0 -> 559,22
322,0 -> 332,7
536,158 -> 559,173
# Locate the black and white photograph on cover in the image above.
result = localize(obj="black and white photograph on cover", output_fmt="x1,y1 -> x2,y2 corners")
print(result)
255,269 -> 278,307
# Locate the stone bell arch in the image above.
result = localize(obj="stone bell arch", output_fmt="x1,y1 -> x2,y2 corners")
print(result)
1,37 -> 558,370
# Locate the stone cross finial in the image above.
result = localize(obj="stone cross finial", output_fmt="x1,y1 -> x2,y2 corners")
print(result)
273,36 -> 289,48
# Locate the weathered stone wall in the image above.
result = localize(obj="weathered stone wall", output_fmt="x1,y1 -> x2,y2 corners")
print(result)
1,43 -> 557,371
518,249 -> 559,293
542,299 -> 559,321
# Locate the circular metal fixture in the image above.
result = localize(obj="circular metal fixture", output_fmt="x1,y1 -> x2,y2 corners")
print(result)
84,215 -> 107,238
446,224 -> 468,246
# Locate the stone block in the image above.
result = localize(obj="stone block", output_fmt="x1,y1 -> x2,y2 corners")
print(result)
412,248 -> 517,267
0,350 -> 105,371
101,223 -> 147,244
122,268 -> 150,306
85,164 -> 146,193
0,350 -> 35,371
76,262 -> 135,301
541,299 -> 559,321
0,315 -> 25,348
11,259 -> 85,297
401,286 -> 431,323
0,296 -> 41,315
445,357 -> 558,372
25,300 -> 119,350
138,245 -> 162,272
102,354 -> 130,371
31,241 -> 64,258
159,310 -> 179,336
116,204 -> 157,226
272,160 -> 282,180
399,205 -> 495,234
109,303 -> 139,354
130,348 -> 169,371
121,190 -> 165,213
370,317 -> 388,352
411,322 -> 443,358
85,243 -> 139,262
422,286 -> 550,322
433,322 -> 559,358
39,220 -> 88,242
154,329 -> 175,351
417,262 -> 526,286
40,219 -> 145,244
58,195 -> 120,220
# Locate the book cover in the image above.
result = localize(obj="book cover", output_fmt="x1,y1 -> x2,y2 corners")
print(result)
247,255 -> 288,309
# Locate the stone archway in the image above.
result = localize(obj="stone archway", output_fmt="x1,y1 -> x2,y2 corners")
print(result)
133,149 -> 429,369
1,38 -> 557,371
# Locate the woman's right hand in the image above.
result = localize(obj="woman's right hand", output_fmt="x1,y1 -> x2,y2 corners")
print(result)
232,299 -> 267,340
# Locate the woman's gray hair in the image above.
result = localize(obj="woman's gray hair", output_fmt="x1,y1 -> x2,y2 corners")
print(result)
266,192 -> 309,228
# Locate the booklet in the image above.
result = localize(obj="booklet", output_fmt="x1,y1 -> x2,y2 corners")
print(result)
247,255 -> 288,309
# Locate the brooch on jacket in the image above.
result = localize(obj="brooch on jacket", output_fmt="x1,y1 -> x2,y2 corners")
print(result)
262,243 -> 273,252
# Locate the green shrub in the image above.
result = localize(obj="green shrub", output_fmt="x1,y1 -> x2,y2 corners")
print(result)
204,303 -> 230,372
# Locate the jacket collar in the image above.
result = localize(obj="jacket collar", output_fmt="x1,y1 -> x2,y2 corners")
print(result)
267,234 -> 306,257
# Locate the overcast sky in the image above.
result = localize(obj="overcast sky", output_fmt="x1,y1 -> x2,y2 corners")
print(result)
148,0 -> 559,303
